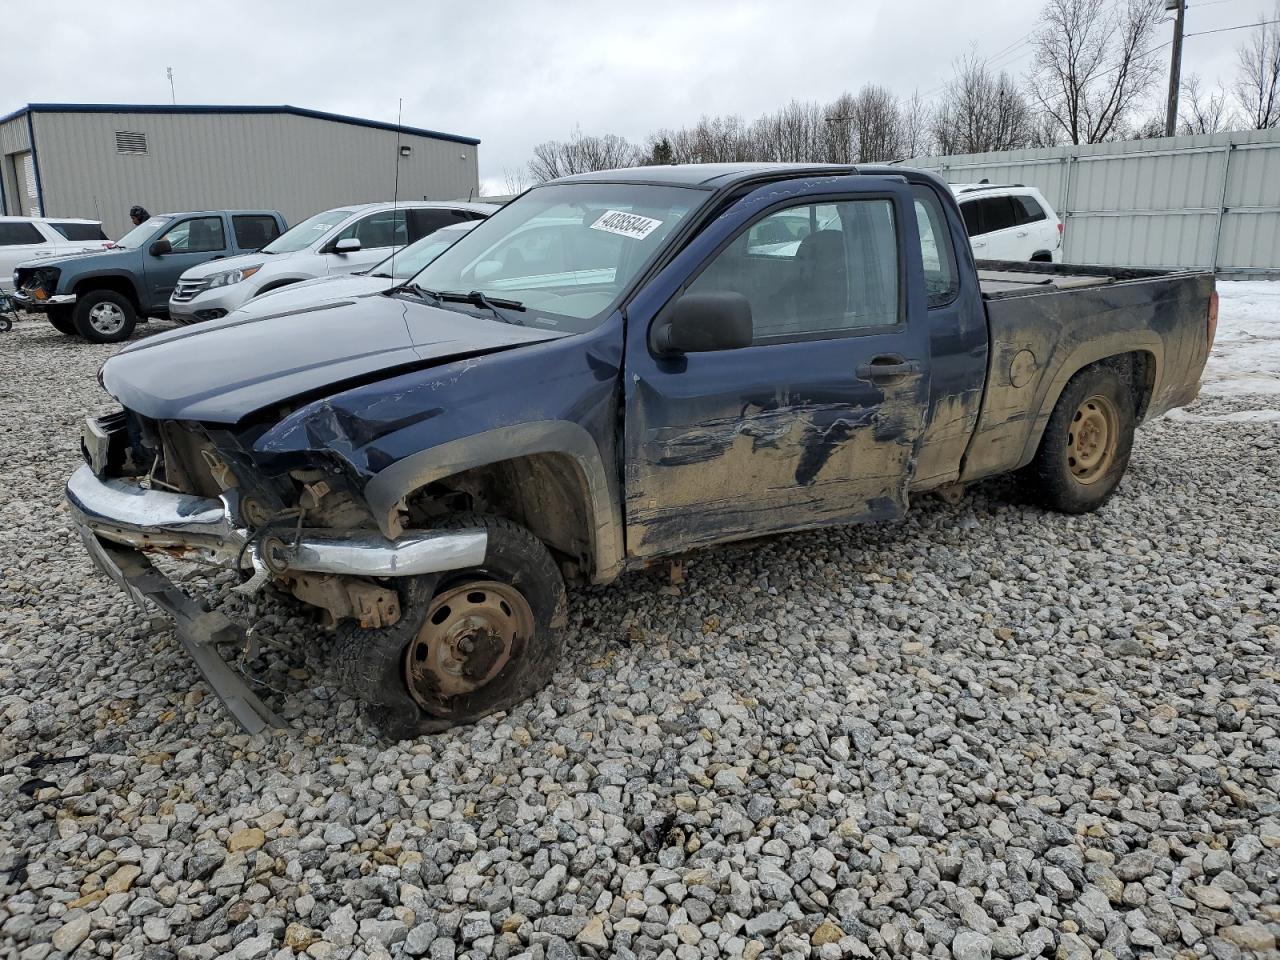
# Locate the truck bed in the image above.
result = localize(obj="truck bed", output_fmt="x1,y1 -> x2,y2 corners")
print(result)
960,259 -> 1214,484
976,259 -> 1190,300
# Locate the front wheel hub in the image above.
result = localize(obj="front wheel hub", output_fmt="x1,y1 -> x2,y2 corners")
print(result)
88,301 -> 126,335
405,581 -> 532,707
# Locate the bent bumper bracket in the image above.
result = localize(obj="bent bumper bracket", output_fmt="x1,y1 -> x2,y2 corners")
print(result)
87,534 -> 285,734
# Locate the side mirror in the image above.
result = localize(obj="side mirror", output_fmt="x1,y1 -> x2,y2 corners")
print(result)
649,291 -> 753,357
333,238 -> 361,254
148,239 -> 172,257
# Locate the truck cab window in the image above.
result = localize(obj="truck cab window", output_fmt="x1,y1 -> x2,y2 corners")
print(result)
911,187 -> 959,308
687,199 -> 900,343
162,217 -> 225,253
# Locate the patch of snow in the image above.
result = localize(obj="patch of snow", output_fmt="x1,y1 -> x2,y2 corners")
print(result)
1203,281 -> 1280,396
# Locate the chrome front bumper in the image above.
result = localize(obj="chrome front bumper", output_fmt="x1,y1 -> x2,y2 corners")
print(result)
12,290 -> 76,309
66,464 -> 487,579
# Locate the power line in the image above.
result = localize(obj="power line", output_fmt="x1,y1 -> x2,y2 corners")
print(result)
1185,17 -> 1280,36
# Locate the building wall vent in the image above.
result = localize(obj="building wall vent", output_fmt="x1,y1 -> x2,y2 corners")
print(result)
115,131 -> 149,155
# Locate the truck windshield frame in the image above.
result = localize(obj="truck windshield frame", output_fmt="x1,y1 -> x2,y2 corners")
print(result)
112,217 -> 171,250
407,182 -> 710,334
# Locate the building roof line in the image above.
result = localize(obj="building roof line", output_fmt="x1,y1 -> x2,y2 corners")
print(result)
0,103 -> 480,146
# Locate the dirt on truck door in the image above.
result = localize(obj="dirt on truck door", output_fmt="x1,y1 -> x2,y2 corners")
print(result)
622,177 -> 933,558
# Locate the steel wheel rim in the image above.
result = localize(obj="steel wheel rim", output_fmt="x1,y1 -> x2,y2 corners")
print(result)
1067,394 -> 1119,484
88,301 -> 125,335
405,580 -> 532,707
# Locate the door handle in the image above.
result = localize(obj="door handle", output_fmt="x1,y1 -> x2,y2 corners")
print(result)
857,355 -> 921,381
1016,231 -> 1029,238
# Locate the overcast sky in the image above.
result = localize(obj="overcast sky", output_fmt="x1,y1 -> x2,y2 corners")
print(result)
1,0 -> 1266,193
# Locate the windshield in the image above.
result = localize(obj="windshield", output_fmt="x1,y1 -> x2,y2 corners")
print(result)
372,222 -> 480,280
112,216 -> 170,249
409,183 -> 706,333
263,208 -> 352,254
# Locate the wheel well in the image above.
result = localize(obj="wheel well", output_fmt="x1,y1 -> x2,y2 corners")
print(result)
1030,251 -> 1053,262
1127,350 -> 1156,421
406,454 -> 595,579
74,276 -> 140,310
1073,351 -> 1156,421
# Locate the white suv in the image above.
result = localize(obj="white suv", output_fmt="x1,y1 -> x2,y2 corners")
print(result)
169,201 -> 498,323
1,217 -> 111,291
950,183 -> 1063,262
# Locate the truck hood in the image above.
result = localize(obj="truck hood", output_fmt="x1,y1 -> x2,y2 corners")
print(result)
16,248 -> 130,272
181,250 -> 296,279
230,274 -> 392,318
101,293 -> 564,424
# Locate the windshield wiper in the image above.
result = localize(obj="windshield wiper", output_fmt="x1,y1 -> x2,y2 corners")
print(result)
437,290 -> 527,326
366,271 -> 394,279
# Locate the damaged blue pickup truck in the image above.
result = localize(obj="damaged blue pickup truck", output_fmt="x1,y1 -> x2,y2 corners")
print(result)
68,164 -> 1216,737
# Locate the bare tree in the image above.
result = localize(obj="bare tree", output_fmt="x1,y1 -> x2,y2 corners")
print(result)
1235,5 -> 1280,129
899,89 -> 933,160
528,129 -> 644,182
1180,75 -> 1236,135
824,92 -> 858,163
1029,0 -> 1163,144
501,165 -> 532,195
755,100 -> 827,162
933,54 -> 1036,154
850,85 -> 903,162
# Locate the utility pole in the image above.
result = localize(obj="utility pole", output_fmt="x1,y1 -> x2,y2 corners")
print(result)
1164,0 -> 1186,137
166,67 -> 176,105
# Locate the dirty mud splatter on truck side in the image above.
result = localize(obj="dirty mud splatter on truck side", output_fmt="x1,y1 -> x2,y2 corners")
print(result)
626,377 -> 927,557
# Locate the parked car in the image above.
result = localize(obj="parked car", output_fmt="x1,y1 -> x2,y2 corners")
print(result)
12,210 -> 286,342
67,163 -> 1214,737
0,217 -> 111,292
227,220 -> 482,320
169,202 -> 499,324
951,182 -> 1063,262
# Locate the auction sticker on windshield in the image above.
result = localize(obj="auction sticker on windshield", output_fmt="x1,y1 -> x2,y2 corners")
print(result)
590,210 -> 663,240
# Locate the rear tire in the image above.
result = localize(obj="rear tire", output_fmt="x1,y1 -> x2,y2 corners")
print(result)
47,305 -> 77,335
332,514 -> 567,740
1025,362 -> 1135,513
73,290 -> 137,343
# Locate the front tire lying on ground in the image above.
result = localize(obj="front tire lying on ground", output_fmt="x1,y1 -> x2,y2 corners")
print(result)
1025,360 -> 1136,513
73,289 -> 137,343
333,514 -> 567,740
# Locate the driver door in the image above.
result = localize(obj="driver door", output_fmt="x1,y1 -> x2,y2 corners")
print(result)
622,177 -> 932,559
146,215 -> 228,303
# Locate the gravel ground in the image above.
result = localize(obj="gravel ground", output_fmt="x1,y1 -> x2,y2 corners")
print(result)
1,310 -> 1278,960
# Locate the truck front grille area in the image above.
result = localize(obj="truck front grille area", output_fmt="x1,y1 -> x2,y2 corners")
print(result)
172,278 -> 210,303
17,266 -> 60,301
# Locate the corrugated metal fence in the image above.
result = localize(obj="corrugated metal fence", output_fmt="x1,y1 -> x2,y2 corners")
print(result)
905,129 -> 1280,275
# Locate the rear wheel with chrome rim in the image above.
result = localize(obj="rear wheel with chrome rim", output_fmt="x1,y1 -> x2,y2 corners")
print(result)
73,289 -> 137,343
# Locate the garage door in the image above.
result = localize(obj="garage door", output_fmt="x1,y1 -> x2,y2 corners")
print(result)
16,152 -> 40,216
